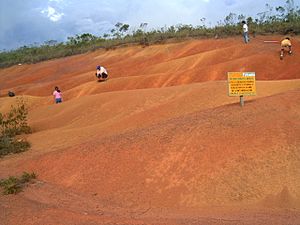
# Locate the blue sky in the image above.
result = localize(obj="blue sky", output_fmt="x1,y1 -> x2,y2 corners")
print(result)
0,0 -> 291,51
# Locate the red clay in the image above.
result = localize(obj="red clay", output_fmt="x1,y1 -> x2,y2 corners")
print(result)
0,36 -> 300,224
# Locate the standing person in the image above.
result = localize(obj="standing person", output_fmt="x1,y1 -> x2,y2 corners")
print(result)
242,21 -> 250,44
53,86 -> 62,104
95,65 -> 108,81
280,37 -> 292,60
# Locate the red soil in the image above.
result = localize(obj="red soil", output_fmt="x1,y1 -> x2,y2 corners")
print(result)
0,36 -> 300,224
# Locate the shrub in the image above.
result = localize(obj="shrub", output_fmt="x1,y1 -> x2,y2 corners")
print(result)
0,172 -> 36,195
0,98 -> 31,157
0,136 -> 30,156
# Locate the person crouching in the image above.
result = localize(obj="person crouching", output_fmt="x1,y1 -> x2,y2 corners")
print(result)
280,37 -> 292,59
95,65 -> 108,81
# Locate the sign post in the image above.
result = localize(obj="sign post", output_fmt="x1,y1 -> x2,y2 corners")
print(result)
228,72 -> 256,106
239,96 -> 244,107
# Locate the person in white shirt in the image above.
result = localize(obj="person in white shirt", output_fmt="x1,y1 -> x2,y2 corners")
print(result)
95,65 -> 108,81
242,21 -> 250,43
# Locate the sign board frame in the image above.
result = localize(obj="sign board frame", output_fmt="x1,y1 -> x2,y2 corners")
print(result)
227,72 -> 256,97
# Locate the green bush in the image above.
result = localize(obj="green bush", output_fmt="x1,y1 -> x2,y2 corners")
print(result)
0,136 -> 30,156
0,98 -> 31,157
0,172 -> 36,195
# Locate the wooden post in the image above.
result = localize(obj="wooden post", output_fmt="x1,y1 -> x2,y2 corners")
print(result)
240,95 -> 244,107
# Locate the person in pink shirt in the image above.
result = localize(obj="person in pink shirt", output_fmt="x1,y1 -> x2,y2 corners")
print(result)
53,86 -> 62,104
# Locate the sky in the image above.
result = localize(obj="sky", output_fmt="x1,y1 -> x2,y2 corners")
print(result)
0,0 -> 292,51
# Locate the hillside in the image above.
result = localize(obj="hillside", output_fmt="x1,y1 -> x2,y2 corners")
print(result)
0,36 -> 300,225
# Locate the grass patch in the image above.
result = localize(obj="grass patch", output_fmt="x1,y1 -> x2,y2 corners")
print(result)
0,172 -> 37,195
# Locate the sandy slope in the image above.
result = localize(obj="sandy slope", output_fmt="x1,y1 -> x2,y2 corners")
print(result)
0,36 -> 300,224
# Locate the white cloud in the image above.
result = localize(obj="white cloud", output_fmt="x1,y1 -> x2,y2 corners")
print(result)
49,0 -> 64,3
41,6 -> 64,22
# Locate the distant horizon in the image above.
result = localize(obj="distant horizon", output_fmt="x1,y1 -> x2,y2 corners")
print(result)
0,0 -> 296,51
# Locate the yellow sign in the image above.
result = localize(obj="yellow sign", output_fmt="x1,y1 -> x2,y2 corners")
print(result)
228,72 -> 256,96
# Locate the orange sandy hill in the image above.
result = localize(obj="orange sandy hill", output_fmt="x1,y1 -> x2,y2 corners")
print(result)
0,36 -> 300,225
0,35 -> 299,98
